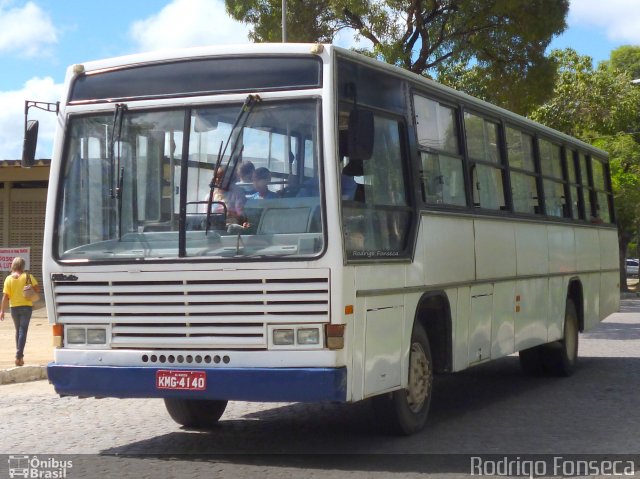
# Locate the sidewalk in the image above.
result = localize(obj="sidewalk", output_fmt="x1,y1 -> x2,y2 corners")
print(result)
0,304 -> 51,384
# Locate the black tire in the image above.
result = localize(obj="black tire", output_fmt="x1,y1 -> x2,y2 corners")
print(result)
372,322 -> 433,436
519,345 -> 545,376
542,299 -> 579,377
164,398 -> 228,428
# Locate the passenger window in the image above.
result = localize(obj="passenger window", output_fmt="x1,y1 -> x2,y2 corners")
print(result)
414,96 -> 459,154
505,128 -> 535,171
539,140 -> 563,179
464,113 -> 499,163
420,152 -> 466,206
511,172 -> 539,214
341,113 -> 412,259
472,164 -> 506,210
413,94 -> 466,207
466,113 -> 505,210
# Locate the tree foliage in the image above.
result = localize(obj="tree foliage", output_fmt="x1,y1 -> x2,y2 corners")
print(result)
530,48 -> 640,289
225,0 -> 568,112
530,48 -> 640,137
609,45 -> 640,81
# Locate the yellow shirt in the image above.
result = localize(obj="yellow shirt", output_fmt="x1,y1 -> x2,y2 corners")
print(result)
3,273 -> 39,307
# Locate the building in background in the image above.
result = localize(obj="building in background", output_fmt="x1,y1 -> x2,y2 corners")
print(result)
0,159 -> 50,283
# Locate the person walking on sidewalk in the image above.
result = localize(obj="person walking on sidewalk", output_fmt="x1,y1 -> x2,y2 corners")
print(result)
0,257 -> 40,366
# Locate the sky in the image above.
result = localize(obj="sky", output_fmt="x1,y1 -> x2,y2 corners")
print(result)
1,0 -> 639,160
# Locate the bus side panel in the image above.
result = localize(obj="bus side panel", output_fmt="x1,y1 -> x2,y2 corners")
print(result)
599,228 -> 620,321
354,265 -> 407,400
423,215 -> 475,285
547,276 -> 567,342
515,223 -> 548,276
600,272 -> 619,321
515,278 -> 548,351
453,287 -> 471,372
491,281 -> 515,358
575,228 -> 600,271
474,219 -> 516,280
406,220 -> 426,287
548,225 -> 576,274
362,295 -> 404,397
582,274 -> 601,331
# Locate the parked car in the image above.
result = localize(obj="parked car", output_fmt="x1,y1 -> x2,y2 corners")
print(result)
626,258 -> 639,277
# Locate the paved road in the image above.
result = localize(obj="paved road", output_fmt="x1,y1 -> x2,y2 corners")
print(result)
2,300 -> 640,478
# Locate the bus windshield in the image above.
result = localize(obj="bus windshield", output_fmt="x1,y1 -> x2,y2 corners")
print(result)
56,99 -> 323,261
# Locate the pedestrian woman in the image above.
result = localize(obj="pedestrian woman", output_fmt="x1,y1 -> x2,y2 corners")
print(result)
0,257 -> 40,366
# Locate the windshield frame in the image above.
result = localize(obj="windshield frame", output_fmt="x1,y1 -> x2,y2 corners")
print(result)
52,97 -> 328,265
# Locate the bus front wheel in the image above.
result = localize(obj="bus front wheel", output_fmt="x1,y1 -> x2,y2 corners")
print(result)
164,398 -> 228,428
372,322 -> 433,435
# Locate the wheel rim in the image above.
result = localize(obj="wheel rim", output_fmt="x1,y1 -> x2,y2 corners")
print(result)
406,342 -> 431,413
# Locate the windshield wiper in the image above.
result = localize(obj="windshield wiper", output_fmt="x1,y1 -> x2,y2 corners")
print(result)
206,94 -> 260,235
108,103 -> 127,240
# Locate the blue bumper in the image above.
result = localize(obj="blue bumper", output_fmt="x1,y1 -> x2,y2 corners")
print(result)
47,363 -> 347,402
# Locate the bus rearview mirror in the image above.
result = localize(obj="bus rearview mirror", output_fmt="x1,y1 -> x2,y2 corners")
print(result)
22,120 -> 39,168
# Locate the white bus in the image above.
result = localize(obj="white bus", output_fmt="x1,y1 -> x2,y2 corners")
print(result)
31,44 -> 619,435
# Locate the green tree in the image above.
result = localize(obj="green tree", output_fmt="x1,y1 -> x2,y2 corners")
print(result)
225,0 -> 568,112
609,45 -> 640,81
530,48 -> 640,290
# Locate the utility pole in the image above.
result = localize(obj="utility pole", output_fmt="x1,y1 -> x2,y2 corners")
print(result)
282,0 -> 287,42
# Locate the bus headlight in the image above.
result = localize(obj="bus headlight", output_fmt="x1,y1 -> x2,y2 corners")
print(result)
64,325 -> 109,347
87,328 -> 107,345
66,328 -> 86,344
297,328 -> 320,345
273,329 -> 295,345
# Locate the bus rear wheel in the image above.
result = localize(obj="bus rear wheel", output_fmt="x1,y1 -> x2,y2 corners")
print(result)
164,398 -> 228,428
519,299 -> 579,377
542,299 -> 579,377
372,322 -> 433,436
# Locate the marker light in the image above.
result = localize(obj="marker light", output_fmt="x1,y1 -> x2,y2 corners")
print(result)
52,324 -> 63,348
325,324 -> 345,350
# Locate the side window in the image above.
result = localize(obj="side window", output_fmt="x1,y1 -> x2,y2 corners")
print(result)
592,157 -> 613,223
465,112 -> 505,210
341,111 -> 412,259
414,95 -> 466,206
506,127 -> 539,214
539,139 -> 568,218
566,149 -> 584,219
578,152 -> 598,219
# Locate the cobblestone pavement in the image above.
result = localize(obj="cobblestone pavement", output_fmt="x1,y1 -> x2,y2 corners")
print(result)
1,300 -> 640,478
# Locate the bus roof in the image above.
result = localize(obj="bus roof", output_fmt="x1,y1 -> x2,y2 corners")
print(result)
68,42 -> 607,159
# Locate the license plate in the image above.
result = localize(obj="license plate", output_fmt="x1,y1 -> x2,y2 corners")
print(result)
156,370 -> 206,391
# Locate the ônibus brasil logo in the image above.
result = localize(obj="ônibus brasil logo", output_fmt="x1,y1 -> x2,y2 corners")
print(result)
7,455 -> 73,478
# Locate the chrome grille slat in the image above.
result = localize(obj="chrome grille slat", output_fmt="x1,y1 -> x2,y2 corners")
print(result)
53,270 -> 330,350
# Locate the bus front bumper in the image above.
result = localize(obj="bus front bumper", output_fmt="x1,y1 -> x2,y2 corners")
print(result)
47,363 -> 347,402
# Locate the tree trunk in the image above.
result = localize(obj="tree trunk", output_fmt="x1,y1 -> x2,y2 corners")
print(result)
619,231 -> 632,293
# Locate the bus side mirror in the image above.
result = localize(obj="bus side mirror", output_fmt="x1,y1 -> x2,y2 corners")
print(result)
22,120 -> 39,168
347,110 -> 374,161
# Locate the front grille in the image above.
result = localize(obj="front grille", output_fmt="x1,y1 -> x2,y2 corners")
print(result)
53,269 -> 330,349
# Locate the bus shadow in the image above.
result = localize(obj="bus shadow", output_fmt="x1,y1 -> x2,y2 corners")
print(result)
99,355 -> 640,470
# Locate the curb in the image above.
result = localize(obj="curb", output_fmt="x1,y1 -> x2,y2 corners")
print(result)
0,365 -> 48,385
